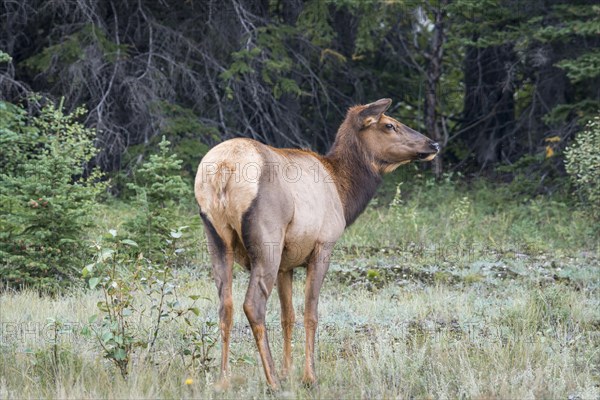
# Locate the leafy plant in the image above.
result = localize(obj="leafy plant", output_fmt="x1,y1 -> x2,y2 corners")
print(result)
83,227 -> 210,379
181,319 -> 219,374
564,116 -> 600,220
0,99 -> 105,292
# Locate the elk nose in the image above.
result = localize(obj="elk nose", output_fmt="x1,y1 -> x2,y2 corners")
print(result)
430,142 -> 441,152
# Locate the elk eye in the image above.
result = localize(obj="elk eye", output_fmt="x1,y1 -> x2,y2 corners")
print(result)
385,123 -> 395,130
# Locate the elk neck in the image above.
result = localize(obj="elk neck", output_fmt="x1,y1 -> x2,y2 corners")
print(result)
323,121 -> 382,226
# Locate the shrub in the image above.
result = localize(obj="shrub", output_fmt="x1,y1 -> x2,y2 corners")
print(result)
82,228 -> 212,379
0,99 -> 105,292
564,116 -> 600,220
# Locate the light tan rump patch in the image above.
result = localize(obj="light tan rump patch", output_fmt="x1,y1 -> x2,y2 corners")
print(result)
195,139 -> 262,240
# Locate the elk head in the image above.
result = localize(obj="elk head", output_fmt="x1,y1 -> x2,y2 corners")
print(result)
356,98 -> 440,173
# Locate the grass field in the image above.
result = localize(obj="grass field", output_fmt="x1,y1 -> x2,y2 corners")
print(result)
1,178 -> 599,399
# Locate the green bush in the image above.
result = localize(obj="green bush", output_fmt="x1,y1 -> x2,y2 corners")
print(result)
124,136 -> 192,259
0,99 -> 105,292
82,227 -> 213,379
565,116 -> 600,220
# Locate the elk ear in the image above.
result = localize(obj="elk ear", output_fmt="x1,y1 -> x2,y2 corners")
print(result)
359,98 -> 392,127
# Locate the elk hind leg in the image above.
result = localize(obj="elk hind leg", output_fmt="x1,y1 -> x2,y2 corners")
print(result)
243,238 -> 284,389
201,213 -> 234,387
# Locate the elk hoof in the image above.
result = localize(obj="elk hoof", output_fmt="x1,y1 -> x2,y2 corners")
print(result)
301,374 -> 317,388
213,378 -> 230,392
265,382 -> 281,395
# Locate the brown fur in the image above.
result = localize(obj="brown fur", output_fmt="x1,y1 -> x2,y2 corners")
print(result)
194,98 -> 438,389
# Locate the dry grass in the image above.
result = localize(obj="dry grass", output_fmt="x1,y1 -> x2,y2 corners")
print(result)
1,256 -> 599,399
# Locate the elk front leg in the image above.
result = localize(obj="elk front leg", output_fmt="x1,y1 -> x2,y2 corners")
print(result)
303,243 -> 332,385
277,270 -> 294,379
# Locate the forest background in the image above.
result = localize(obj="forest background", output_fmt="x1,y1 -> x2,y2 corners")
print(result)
0,2 -> 599,397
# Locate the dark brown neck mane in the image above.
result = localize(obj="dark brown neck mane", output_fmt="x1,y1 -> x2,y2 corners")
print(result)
323,116 -> 382,226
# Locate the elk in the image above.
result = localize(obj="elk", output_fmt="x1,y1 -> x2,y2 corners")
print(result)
194,98 -> 439,389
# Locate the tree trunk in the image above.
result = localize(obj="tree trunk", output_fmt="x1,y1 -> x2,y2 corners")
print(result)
424,0 -> 447,179
462,44 -> 516,168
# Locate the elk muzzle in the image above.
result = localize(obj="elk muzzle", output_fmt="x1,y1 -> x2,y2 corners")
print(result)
417,141 -> 441,160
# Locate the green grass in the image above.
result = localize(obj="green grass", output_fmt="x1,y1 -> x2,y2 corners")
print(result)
343,175 -> 597,254
1,180 -> 599,398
